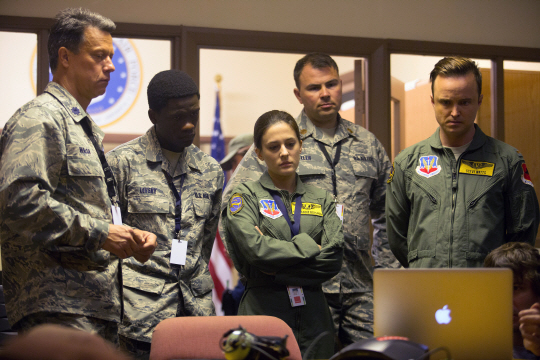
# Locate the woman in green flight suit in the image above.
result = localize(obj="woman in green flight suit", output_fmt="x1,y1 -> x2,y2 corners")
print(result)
223,110 -> 344,359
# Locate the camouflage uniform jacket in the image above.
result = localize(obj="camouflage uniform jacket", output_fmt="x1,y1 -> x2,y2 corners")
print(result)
386,125 -> 540,268
0,82 -> 119,327
221,111 -> 399,294
106,126 -> 223,343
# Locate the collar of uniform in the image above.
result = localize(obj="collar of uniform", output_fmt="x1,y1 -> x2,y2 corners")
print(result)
428,124 -> 487,151
296,110 -> 355,145
45,82 -> 88,124
259,171 -> 307,195
145,126 -> 202,176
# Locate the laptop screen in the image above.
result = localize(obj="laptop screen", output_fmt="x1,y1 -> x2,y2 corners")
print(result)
374,268 -> 512,360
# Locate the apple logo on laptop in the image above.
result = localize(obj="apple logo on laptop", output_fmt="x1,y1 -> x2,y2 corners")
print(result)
435,305 -> 452,324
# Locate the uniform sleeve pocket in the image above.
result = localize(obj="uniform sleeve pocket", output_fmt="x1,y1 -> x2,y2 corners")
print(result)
122,266 -> 166,295
128,195 -> 169,214
190,273 -> 214,297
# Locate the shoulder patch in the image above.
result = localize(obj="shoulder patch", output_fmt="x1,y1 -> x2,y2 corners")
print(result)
229,193 -> 244,214
416,155 -> 442,178
522,163 -> 534,186
387,163 -> 395,184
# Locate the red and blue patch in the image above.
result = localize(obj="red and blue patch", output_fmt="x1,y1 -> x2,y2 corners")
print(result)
522,163 -> 534,186
416,155 -> 442,178
259,199 -> 282,219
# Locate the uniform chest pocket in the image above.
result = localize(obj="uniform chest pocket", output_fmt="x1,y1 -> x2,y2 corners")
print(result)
66,143 -> 103,177
127,195 -> 170,214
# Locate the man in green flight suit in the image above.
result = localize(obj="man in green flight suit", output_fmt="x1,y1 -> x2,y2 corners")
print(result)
386,56 -> 539,268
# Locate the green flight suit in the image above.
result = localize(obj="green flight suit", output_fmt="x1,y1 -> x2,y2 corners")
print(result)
387,125 -> 540,268
223,172 -> 344,359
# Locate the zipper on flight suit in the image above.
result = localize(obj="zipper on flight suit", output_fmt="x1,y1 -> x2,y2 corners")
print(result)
448,149 -> 459,268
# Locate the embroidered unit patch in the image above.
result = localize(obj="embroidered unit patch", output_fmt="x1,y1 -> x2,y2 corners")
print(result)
416,155 -> 442,178
387,163 -> 395,184
259,199 -> 282,219
459,160 -> 495,176
522,163 -> 534,186
229,193 -> 244,214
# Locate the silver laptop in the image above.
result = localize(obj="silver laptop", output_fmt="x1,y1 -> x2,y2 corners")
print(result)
374,268 -> 513,360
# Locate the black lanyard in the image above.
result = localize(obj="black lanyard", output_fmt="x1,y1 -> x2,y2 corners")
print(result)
270,191 -> 302,237
80,117 -> 119,205
163,172 -> 185,238
317,141 -> 341,198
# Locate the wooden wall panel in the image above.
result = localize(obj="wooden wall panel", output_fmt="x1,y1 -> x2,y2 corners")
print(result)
402,82 -> 438,150
476,68 -> 492,137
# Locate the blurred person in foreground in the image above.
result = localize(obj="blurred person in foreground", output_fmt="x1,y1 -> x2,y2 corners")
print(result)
485,242 -> 540,359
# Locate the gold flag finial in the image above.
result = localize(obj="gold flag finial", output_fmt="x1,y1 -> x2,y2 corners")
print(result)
215,74 -> 222,84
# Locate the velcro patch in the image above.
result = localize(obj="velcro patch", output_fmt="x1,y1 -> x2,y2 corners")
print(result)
522,163 -> 534,186
260,199 -> 282,219
291,202 -> 323,216
459,160 -> 495,176
387,163 -> 395,184
229,193 -> 244,214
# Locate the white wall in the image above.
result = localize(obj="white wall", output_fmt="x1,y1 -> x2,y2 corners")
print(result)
1,0 -> 539,48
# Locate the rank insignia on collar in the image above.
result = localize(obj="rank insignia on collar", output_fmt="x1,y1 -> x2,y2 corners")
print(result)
71,107 -> 80,115
259,199 -> 282,219
522,163 -> 534,186
229,193 -> 244,215
416,155 -> 441,178
300,129 -> 308,135
347,128 -> 353,134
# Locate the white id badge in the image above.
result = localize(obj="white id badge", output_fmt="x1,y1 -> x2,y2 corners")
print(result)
287,286 -> 306,307
111,205 -> 122,225
336,204 -> 344,224
170,239 -> 188,265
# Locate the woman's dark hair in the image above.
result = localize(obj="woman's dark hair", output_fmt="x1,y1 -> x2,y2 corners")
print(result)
253,110 -> 300,150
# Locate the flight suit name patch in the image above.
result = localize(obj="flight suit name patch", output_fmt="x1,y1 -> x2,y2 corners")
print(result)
291,202 -> 323,216
459,160 -> 495,176
301,155 -> 312,161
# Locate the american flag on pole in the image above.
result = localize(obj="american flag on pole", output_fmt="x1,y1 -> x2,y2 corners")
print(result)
209,86 -> 234,315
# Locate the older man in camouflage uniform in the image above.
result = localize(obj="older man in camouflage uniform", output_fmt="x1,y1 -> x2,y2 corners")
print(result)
221,53 -> 399,348
107,70 -> 224,359
0,8 -> 156,343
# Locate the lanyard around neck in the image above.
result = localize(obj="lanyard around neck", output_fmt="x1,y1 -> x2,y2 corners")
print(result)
317,141 -> 341,198
163,171 -> 186,237
80,117 -> 119,205
270,191 -> 302,237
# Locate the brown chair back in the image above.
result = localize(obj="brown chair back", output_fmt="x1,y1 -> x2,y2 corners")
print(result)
150,315 -> 302,360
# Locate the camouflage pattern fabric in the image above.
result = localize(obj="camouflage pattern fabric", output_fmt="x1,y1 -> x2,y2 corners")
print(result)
221,111 -> 400,345
0,82 -> 120,329
106,126 -> 223,344
387,125 -> 540,268
16,312 -> 119,345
